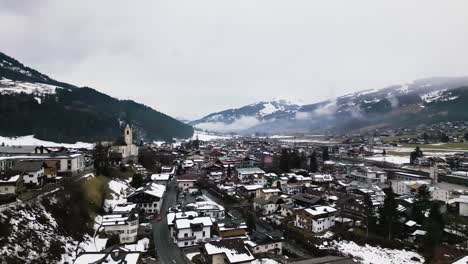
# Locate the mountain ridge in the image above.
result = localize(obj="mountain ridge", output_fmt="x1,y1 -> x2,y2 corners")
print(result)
191,76 -> 468,134
0,51 -> 193,143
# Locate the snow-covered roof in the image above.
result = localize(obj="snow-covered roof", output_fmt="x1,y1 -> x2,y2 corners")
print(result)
241,184 -> 263,191
167,211 -> 198,226
0,174 -> 21,183
151,173 -> 170,181
204,239 -> 255,263
236,167 -> 265,175
128,182 -> 166,199
174,216 -> 212,229
74,249 -> 141,264
304,206 -> 337,216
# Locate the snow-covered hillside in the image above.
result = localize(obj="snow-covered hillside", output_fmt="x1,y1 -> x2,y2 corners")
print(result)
0,135 -> 93,149
0,77 -> 66,96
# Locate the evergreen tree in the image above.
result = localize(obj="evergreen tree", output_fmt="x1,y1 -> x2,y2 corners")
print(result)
379,187 -> 399,240
246,213 -> 256,234
93,142 -> 110,176
410,146 -> 424,165
227,164 -> 232,178
412,185 -> 431,224
322,147 -> 330,161
309,151 -> 319,173
279,149 -> 290,172
364,195 -> 377,238
130,173 -> 144,189
423,132 -> 429,143
423,203 -> 445,261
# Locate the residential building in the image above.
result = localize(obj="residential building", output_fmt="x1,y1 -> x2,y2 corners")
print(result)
295,206 -> 337,233
172,216 -> 212,247
0,174 -> 23,194
127,182 -> 166,214
102,204 -> 139,243
11,160 -> 45,186
177,175 -> 196,192
246,231 -> 283,256
202,238 -> 255,264
350,166 -> 387,184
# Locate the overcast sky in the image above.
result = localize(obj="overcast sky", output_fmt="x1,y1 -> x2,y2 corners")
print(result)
1,0 -> 468,120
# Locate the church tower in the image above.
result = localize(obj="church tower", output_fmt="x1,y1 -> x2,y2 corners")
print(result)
124,124 -> 133,145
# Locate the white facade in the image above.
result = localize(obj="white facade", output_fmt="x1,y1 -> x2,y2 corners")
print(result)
172,216 -> 212,247
23,167 -> 44,185
178,180 -> 195,191
390,180 -> 431,195
102,214 -> 139,243
0,175 -> 21,194
294,206 -> 337,233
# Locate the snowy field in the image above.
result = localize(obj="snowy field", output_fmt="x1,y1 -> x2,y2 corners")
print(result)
0,135 -> 93,149
366,155 -> 410,165
321,240 -> 424,264
192,130 -> 232,141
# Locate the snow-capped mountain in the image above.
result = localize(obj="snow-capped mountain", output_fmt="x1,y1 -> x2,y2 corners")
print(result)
190,99 -> 302,132
191,76 -> 468,134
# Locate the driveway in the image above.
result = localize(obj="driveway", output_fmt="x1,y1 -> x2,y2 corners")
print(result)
152,182 -> 188,264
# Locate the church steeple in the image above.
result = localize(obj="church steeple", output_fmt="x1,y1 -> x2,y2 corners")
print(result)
124,124 -> 133,145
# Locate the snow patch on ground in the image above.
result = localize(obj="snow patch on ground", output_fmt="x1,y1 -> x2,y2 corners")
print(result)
0,77 -> 65,95
321,240 -> 424,264
366,155 -> 409,165
0,135 -> 93,149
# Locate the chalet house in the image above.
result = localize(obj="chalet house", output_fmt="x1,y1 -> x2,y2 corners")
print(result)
293,193 -> 323,207
336,197 -> 367,221
185,199 -> 225,220
0,174 -> 23,194
102,204 -> 139,243
161,166 -> 176,176
126,182 -> 166,214
214,219 -> 248,238
150,173 -> 171,186
202,238 -> 255,264
177,175 -> 196,192
239,184 -> 263,197
11,160 -> 45,186
294,206 -> 337,233
172,215 -> 212,247
253,195 -> 284,216
255,188 -> 281,199
280,203 -> 304,218
0,152 -> 85,177
246,231 -> 283,256
167,211 -> 199,235
235,167 -> 265,184
281,183 -> 303,196
208,171 -> 223,182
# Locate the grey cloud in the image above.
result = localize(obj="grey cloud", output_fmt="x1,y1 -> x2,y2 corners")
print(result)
1,0 -> 468,120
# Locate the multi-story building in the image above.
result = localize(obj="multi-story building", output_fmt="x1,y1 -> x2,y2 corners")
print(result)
294,206 -> 337,233
127,182 -> 166,214
102,204 -> 139,243
172,216 -> 212,247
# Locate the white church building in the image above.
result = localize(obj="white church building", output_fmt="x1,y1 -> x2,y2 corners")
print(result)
111,124 -> 139,164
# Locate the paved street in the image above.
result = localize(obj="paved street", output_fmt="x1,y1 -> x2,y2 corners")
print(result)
152,182 -> 188,264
